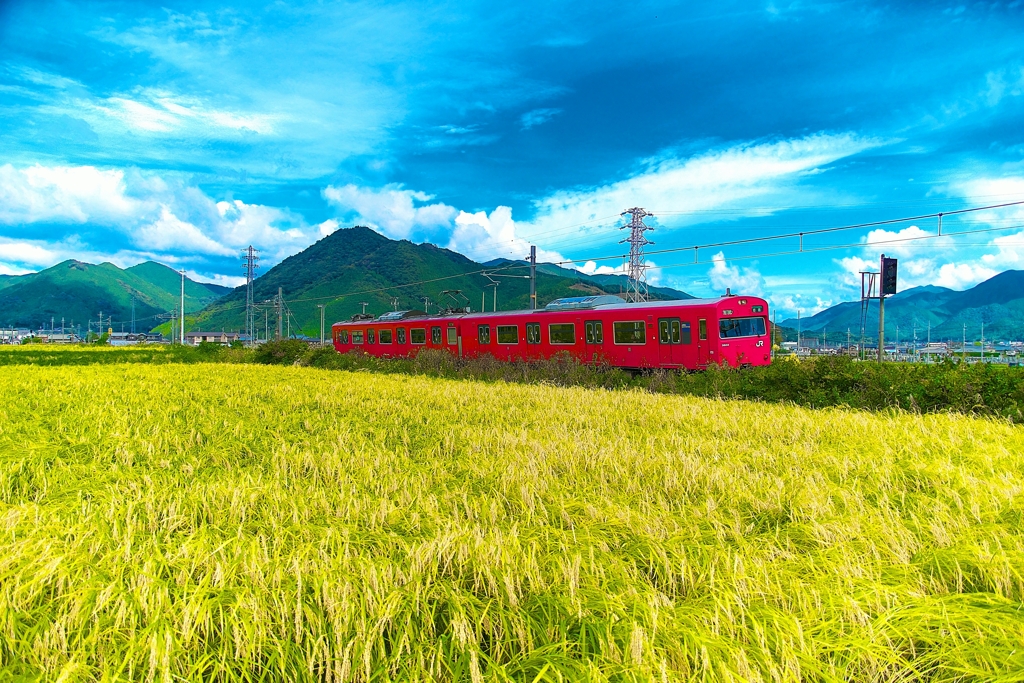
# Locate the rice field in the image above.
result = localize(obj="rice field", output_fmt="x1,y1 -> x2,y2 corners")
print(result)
1,363 -> 1023,682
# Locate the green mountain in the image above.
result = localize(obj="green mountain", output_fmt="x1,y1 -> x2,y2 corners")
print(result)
194,226 -> 692,336
780,271 -> 1024,342
0,260 -> 229,331
485,259 -> 694,301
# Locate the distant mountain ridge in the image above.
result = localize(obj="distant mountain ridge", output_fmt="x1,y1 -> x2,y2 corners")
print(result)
194,227 -> 694,336
780,270 -> 1024,341
482,259 -> 694,301
0,260 -> 230,330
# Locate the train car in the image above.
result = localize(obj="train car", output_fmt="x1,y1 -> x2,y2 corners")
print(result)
331,294 -> 771,370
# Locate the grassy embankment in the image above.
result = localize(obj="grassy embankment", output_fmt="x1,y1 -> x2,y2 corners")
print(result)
5,343 -> 1022,422
1,363 -> 1023,681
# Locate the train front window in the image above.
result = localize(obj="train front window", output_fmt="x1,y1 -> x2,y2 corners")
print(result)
585,320 -> 603,344
352,330 -> 364,344
549,323 -> 575,345
613,321 -> 646,345
379,329 -> 393,344
411,328 -> 426,345
526,323 -> 541,344
447,326 -> 457,345
719,316 -> 767,338
431,326 -> 442,344
497,325 -> 518,344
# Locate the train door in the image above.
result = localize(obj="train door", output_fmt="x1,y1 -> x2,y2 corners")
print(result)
446,323 -> 462,358
584,319 -> 603,364
697,318 -> 708,366
658,317 -> 683,366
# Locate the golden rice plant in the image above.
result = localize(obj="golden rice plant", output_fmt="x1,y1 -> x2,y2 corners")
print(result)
1,363 -> 1022,681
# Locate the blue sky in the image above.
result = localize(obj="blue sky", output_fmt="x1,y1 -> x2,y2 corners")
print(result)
1,0 -> 1023,316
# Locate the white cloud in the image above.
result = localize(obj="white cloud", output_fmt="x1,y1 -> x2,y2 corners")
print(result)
707,252 -> 764,295
317,219 -> 339,237
0,163 -> 315,269
520,108 -> 562,130
0,164 -> 140,224
520,132 -> 886,250
932,262 -> 998,289
448,206 -> 564,263
134,206 -> 235,256
0,238 -> 59,267
862,224 -> 950,258
184,270 -> 245,289
323,183 -> 564,264
322,184 -> 457,241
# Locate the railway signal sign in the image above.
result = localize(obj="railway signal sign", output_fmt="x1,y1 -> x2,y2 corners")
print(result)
881,256 -> 898,295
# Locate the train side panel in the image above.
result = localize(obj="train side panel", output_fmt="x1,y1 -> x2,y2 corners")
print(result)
331,296 -> 771,370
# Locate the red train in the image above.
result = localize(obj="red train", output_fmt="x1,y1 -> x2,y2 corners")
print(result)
331,294 -> 771,370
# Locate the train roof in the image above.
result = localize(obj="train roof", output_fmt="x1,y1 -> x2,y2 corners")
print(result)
332,295 -> 767,326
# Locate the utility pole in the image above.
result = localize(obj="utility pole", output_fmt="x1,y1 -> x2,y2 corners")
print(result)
276,287 -> 283,341
981,322 -> 985,361
180,270 -> 185,345
130,293 -> 136,334
878,292 -> 885,363
963,323 -> 966,362
420,297 -> 431,314
482,291 -> 486,313
847,328 -> 851,355
528,246 -> 537,310
318,304 -> 325,345
391,297 -> 399,312
797,310 -> 801,351
242,246 -> 260,347
618,207 -> 655,303
264,310 -> 269,343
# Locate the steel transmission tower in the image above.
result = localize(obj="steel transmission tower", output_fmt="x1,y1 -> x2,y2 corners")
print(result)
242,246 -> 260,346
618,207 -> 655,303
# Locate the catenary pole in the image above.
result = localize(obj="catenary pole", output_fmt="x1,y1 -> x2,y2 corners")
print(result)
180,270 -> 185,344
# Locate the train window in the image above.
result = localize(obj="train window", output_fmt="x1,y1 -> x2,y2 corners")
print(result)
431,326 -> 442,344
447,325 -> 457,345
698,319 -> 707,341
526,322 -> 541,344
549,323 -> 575,345
585,320 -> 603,344
352,330 -> 364,344
497,325 -> 518,344
659,318 -> 683,344
478,325 -> 491,344
680,322 -> 692,344
411,328 -> 426,345
379,329 -> 393,344
397,328 -> 407,344
719,317 -> 767,338
613,321 -> 646,345
367,329 -> 376,344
